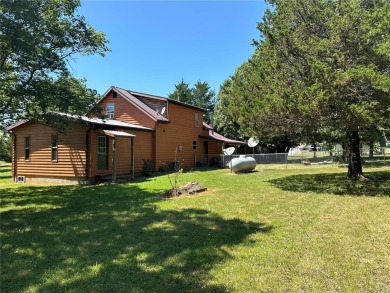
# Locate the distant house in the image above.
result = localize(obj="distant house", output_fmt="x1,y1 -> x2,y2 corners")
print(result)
7,86 -> 244,184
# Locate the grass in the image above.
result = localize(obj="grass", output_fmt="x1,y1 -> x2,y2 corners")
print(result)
1,161 -> 389,292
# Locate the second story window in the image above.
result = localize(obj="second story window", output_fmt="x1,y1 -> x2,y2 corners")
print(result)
106,103 -> 115,119
195,113 -> 199,127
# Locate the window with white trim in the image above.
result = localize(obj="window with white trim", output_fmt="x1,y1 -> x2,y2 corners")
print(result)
51,135 -> 58,161
193,140 -> 197,150
106,103 -> 115,119
24,136 -> 30,160
195,113 -> 199,127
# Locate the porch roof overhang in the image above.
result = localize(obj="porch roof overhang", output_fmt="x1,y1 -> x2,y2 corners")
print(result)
102,130 -> 135,138
199,131 -> 246,145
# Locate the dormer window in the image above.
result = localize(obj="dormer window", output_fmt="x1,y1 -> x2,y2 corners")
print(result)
106,103 -> 114,119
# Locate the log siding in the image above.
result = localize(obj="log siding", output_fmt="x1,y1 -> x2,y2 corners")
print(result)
12,122 -> 88,180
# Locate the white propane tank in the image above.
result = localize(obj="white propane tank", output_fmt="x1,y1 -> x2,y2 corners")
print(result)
228,155 -> 256,173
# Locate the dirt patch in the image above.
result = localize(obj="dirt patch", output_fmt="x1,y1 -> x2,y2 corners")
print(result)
164,181 -> 207,197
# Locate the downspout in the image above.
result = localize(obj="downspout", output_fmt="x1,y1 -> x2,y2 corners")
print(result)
12,133 -> 16,182
131,137 -> 135,179
85,127 -> 92,182
153,126 -> 157,172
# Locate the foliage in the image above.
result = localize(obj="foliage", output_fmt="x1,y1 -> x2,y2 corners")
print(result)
213,79 -> 243,140
0,0 -> 109,129
141,159 -> 153,176
209,156 -> 223,168
167,79 -> 192,104
0,130 -> 12,162
1,162 -> 389,292
216,0 -> 390,178
157,161 -> 172,173
168,79 -> 216,123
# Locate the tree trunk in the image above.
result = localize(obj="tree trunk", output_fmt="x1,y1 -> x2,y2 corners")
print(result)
313,143 -> 317,159
341,141 -> 347,163
369,140 -> 374,159
347,130 -> 364,179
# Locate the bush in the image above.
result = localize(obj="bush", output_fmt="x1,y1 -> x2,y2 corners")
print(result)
210,156 -> 223,168
141,159 -> 153,176
158,162 -> 171,173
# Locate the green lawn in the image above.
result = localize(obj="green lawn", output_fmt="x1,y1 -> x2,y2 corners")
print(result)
1,162 -> 389,292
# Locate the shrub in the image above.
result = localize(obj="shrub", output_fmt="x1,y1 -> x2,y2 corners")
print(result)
158,162 -> 171,173
210,156 -> 223,168
141,159 -> 153,176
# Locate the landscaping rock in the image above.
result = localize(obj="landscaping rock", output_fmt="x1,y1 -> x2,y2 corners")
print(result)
165,181 -> 207,197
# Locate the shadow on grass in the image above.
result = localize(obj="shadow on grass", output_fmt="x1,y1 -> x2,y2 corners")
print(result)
269,171 -> 390,197
1,184 -> 270,292
334,158 -> 390,169
362,158 -> 390,168
0,164 -> 11,177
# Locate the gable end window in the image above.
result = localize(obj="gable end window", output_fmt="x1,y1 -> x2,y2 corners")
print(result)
24,136 -> 30,160
106,103 -> 115,119
195,113 -> 199,127
51,135 -> 58,161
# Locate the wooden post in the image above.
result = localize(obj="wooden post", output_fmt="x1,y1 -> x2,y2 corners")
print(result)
112,137 -> 116,183
131,137 -> 135,179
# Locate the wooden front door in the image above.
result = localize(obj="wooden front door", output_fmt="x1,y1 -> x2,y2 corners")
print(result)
98,136 -> 108,170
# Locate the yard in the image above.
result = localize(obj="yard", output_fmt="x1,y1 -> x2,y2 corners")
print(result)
1,162 -> 389,292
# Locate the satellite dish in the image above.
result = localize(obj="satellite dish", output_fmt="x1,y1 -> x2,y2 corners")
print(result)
160,107 -> 166,115
223,147 -> 235,156
248,137 -> 259,148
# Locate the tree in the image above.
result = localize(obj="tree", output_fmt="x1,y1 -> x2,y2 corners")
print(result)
213,79 -> 242,140
0,130 -> 12,162
168,79 -> 216,124
219,0 -> 390,178
260,0 -> 390,178
214,50 -> 301,152
0,0 -> 109,128
168,79 -> 192,104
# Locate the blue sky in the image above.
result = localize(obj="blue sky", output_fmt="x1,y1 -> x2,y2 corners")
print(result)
72,1 -> 268,97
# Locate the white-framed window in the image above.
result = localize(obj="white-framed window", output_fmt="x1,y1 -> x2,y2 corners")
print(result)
106,103 -> 115,119
98,136 -> 108,170
51,135 -> 58,161
24,136 -> 30,160
195,113 -> 199,127
192,140 -> 197,150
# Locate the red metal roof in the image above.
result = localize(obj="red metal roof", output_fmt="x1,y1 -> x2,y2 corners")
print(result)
199,130 -> 246,145
112,87 -> 169,122
6,112 -> 154,132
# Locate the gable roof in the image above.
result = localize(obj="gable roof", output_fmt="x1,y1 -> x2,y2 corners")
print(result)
102,86 -> 169,123
7,112 -> 154,132
126,89 -> 206,112
101,86 -> 206,123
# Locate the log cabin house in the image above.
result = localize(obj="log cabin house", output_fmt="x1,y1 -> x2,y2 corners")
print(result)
7,86 -> 244,184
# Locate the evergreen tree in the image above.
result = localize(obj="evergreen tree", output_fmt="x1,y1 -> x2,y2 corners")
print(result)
217,0 -> 390,178
168,79 -> 216,124
168,79 -> 192,104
